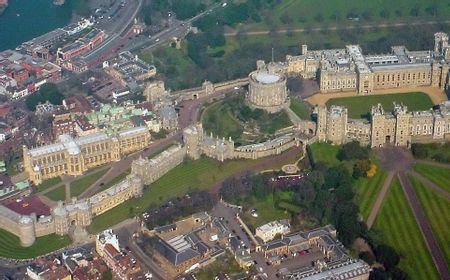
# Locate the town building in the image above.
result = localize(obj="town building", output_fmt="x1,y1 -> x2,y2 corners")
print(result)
255,220 -> 290,243
286,32 -> 450,94
23,126 -> 150,184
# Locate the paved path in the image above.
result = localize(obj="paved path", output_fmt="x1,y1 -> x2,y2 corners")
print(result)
225,19 -> 450,37
397,172 -> 450,280
416,159 -> 450,169
366,171 -> 394,229
409,171 -> 450,200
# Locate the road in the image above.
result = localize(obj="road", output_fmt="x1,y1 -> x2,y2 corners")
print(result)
397,172 -> 450,280
224,19 -> 450,36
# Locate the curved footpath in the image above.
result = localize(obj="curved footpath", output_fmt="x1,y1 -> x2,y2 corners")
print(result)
397,172 -> 450,280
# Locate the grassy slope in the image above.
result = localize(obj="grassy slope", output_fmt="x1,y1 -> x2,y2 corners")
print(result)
414,163 -> 450,192
88,152 -> 300,233
289,99 -> 311,120
0,229 -> 70,259
45,186 -> 66,202
241,194 -> 291,230
326,92 -> 433,119
409,175 -> 450,265
374,177 -> 439,280
353,169 -> 388,221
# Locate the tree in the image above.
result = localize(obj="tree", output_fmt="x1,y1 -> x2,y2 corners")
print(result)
101,270 -> 113,280
337,141 -> 369,161
353,159 -> 371,179
25,83 -> 64,111
410,143 -> 429,158
375,244 -> 400,271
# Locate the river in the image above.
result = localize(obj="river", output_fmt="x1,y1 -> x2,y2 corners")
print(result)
0,0 -> 74,51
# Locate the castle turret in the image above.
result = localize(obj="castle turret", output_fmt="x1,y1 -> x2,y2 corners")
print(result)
183,124 -> 203,160
18,215 -> 36,247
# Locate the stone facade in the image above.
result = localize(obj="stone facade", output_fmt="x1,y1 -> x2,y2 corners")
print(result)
23,127 -> 150,185
247,70 -> 289,113
316,102 -> 450,147
286,32 -> 450,94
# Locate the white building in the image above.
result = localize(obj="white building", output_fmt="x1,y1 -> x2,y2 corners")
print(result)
96,229 -> 120,257
255,219 -> 290,243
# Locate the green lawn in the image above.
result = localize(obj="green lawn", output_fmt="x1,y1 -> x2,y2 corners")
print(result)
88,153 -> 299,233
36,177 -> 62,192
290,99 -> 312,120
94,169 -> 131,195
308,142 -> 340,166
0,229 -> 71,259
326,92 -> 433,119
374,177 -> 439,280
353,169 -> 388,221
45,186 -> 66,202
70,168 -> 109,198
409,175 -> 450,265
414,163 -> 450,193
241,194 -> 291,231
202,101 -> 243,140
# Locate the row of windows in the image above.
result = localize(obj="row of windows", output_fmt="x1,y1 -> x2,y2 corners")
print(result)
375,71 -> 430,83
326,79 -> 357,86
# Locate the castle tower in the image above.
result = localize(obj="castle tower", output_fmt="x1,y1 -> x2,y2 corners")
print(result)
128,174 -> 144,197
18,215 -> 36,247
326,106 -> 348,145
434,32 -> 449,55
315,105 -> 328,142
440,63 -> 449,90
393,104 -> 411,146
370,104 -> 386,147
53,201 -> 69,235
431,62 -> 441,88
301,44 -> 308,55
183,124 -> 203,160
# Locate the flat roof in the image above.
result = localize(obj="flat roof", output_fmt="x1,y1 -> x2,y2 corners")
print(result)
255,72 -> 280,84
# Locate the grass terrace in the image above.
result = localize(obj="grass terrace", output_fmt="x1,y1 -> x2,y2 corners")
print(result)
45,186 -> 66,202
36,177 -> 62,192
290,99 -> 312,120
414,163 -> 450,193
0,229 -> 70,259
409,175 -> 450,265
307,142 -> 340,166
325,92 -> 433,119
374,177 -> 439,280
70,168 -> 109,197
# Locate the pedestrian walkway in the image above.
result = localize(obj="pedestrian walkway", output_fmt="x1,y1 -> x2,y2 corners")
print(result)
366,172 -> 394,229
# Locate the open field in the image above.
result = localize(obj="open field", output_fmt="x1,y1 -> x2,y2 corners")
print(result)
409,175 -> 450,265
307,142 -> 340,166
289,99 -> 312,120
374,177 -> 439,280
0,229 -> 70,259
353,170 -> 388,221
325,92 -> 433,119
242,0 -> 450,30
88,151 -> 301,233
414,163 -> 450,193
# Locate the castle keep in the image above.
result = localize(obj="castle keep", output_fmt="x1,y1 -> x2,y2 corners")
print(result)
286,32 -> 450,94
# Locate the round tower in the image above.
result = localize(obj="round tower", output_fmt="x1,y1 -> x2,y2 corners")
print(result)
18,215 -> 36,247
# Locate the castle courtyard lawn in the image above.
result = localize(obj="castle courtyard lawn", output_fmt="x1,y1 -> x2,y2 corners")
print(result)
326,92 -> 433,119
0,229 -> 70,259
409,175 -> 450,265
353,169 -> 388,221
290,99 -> 312,120
374,177 -> 439,280
414,163 -> 450,193
88,151 -> 301,233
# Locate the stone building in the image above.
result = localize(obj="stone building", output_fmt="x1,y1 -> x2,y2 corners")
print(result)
286,32 -> 450,94
23,126 -> 150,184
247,70 -> 289,113
316,101 -> 450,147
